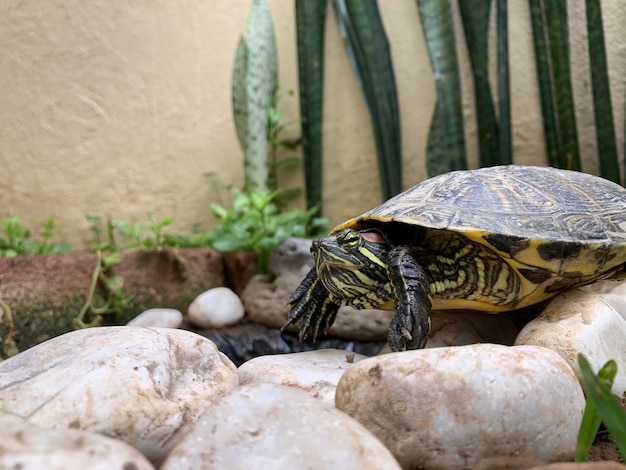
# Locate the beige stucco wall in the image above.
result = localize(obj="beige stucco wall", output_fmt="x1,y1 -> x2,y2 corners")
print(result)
0,1 -> 625,246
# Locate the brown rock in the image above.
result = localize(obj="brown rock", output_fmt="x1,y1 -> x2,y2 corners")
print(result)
222,251 -> 258,295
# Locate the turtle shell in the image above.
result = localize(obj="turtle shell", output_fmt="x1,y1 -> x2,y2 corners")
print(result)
335,166 -> 626,242
333,165 -> 626,290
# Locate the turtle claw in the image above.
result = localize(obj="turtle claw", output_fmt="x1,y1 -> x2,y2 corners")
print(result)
284,267 -> 339,343
388,313 -> 415,352
400,327 -> 413,341
388,307 -> 431,351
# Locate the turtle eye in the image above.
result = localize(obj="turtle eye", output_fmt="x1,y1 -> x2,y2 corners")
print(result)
339,230 -> 361,250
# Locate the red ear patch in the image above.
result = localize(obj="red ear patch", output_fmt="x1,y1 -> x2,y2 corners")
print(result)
360,230 -> 386,244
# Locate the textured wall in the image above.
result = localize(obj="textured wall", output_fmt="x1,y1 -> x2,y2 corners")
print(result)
0,1 -> 624,245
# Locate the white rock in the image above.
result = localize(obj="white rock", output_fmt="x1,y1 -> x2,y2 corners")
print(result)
580,278 -> 626,295
335,344 -> 584,470
599,293 -> 626,321
580,279 -> 626,321
0,419 -> 155,470
161,383 -> 401,470
515,289 -> 626,395
0,326 -> 238,466
188,287 -> 245,328
127,308 -> 183,328
238,349 -> 368,406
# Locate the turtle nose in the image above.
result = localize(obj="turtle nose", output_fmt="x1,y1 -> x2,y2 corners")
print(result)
311,239 -> 321,252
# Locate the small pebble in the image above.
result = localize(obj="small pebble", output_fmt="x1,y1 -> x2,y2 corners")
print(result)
127,308 -> 183,328
188,287 -> 245,328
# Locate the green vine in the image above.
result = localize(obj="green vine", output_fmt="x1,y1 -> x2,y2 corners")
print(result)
0,296 -> 18,357
73,251 -> 132,329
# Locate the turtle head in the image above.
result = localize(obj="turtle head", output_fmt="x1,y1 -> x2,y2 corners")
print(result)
311,228 -> 393,308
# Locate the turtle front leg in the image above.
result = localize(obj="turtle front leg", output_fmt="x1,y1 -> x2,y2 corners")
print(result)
282,266 -> 340,342
387,246 -> 434,351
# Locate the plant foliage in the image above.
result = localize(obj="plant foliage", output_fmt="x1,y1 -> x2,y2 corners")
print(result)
332,0 -> 402,199
577,355 -> 626,461
232,0 -> 279,194
206,189 -> 328,272
417,0 -> 467,176
0,217 -> 70,257
295,0 -> 327,216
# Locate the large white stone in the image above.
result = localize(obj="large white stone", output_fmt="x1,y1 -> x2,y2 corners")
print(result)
161,383 -> 401,470
580,279 -> 626,322
127,308 -> 183,328
335,344 -> 585,470
0,326 -> 238,466
187,287 -> 245,328
0,418 -> 155,470
238,349 -> 367,406
515,289 -> 626,395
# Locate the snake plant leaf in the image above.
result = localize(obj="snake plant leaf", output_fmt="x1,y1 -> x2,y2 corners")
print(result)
578,355 -> 626,460
529,0 -> 580,170
529,0 -> 559,168
496,0 -> 512,164
244,0 -> 278,194
585,0 -> 620,184
545,0 -> 580,170
458,0 -> 500,167
232,36 -> 248,150
332,0 -> 402,199
296,0 -> 327,215
575,357 -> 618,462
425,100 -> 449,177
416,0 -> 466,176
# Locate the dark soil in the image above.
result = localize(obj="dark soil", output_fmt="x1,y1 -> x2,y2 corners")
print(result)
588,432 -> 623,463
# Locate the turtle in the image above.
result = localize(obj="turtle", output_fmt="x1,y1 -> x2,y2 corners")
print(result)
282,165 -> 626,351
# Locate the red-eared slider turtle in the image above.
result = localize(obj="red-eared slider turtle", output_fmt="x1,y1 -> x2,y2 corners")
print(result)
282,165 -> 626,351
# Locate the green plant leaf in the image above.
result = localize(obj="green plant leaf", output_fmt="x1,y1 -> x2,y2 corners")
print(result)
232,36 -> 249,150
416,0 -> 466,176
529,0 -> 559,167
205,189 -> 329,272
578,355 -> 626,460
585,0 -> 619,183
529,0 -> 580,170
458,0 -> 500,167
496,0 -> 512,164
243,0 -> 277,194
546,0 -> 580,170
575,358 -> 618,462
332,0 -> 402,199
295,0 -> 326,216
273,156 -> 301,169
101,274 -> 124,292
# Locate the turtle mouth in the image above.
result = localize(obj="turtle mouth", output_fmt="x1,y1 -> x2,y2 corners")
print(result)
315,257 -> 368,274
317,259 -> 367,273
313,246 -> 369,271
